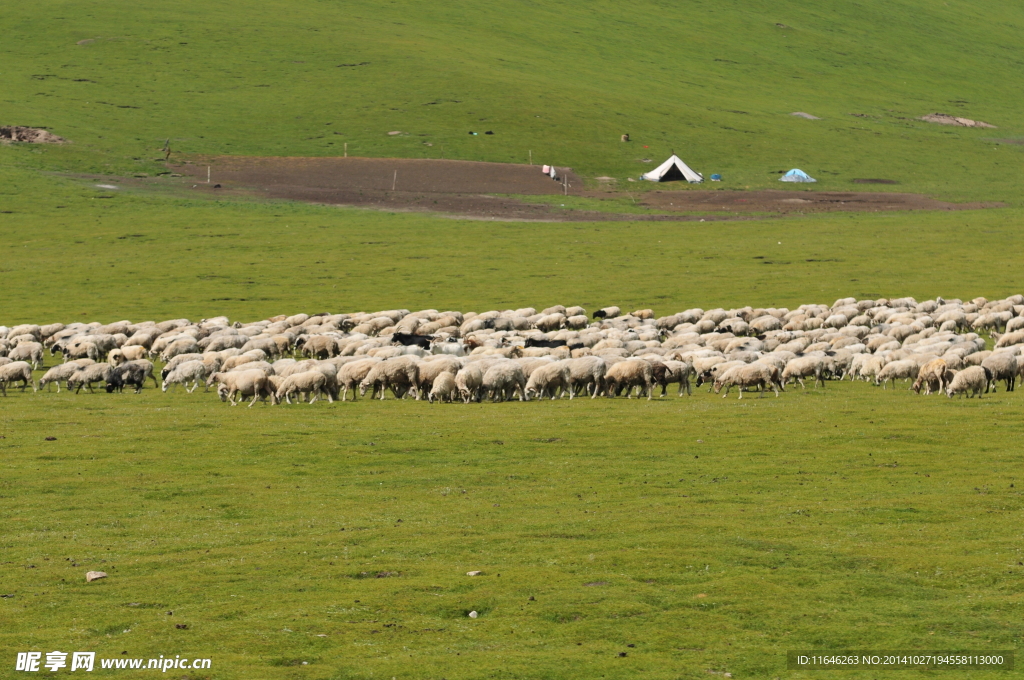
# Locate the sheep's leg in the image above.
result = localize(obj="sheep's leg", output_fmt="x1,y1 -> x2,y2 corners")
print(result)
247,391 -> 260,407
309,389 -> 319,405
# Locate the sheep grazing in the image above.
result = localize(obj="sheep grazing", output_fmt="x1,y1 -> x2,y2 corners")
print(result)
211,369 -> 272,407
651,359 -> 693,397
162,352 -> 205,379
981,352 -> 1017,392
482,361 -> 529,402
106,360 -> 158,393
360,357 -> 421,400
604,359 -> 653,399
431,340 -> 466,357
782,356 -> 826,389
946,366 -> 990,399
275,370 -> 331,404
593,306 -> 621,320
912,358 -> 950,395
108,345 -> 148,366
67,363 -> 114,394
160,337 -> 201,363
428,372 -> 458,403
713,363 -> 779,399
524,361 -> 571,400
0,361 -> 35,396
9,341 -> 44,370
38,359 -> 95,392
455,363 -> 486,403
876,359 -> 919,390
417,355 -> 464,396
337,358 -> 381,401
302,335 -> 339,359
163,361 -> 209,393
563,356 -> 607,398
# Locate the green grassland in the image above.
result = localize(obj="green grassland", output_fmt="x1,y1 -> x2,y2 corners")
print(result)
3,357 -> 1024,680
2,168 -> 1023,324
3,0 -> 1024,677
2,0 -> 1024,199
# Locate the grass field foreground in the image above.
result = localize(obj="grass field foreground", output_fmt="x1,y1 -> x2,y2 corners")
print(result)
2,377 -> 1024,679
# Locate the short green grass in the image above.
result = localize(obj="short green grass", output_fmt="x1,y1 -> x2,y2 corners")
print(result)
2,167 -> 1023,324
3,170 -> 1024,677
3,372 -> 1023,679
3,0 -> 1024,200
4,0 -> 1024,677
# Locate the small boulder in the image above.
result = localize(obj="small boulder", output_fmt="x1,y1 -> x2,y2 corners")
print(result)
85,571 -> 107,583
466,570 -> 483,576
468,610 -> 478,618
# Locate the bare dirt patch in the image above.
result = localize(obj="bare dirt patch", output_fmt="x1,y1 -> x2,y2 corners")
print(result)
1,126 -> 66,143
920,113 -> 996,128
173,156 -> 1002,221
635,189 -> 1000,214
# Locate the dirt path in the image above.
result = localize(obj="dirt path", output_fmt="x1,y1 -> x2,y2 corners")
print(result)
173,156 -> 1002,221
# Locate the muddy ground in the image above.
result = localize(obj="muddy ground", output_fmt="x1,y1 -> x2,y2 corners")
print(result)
172,156 -> 1002,221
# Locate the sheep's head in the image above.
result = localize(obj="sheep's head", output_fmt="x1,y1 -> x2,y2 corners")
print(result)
217,384 -> 231,402
358,380 -> 370,396
712,379 -> 724,394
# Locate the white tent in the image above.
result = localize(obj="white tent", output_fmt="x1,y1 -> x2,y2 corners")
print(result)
641,155 -> 703,183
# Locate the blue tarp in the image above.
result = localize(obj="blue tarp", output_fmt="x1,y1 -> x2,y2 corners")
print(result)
780,168 -> 816,182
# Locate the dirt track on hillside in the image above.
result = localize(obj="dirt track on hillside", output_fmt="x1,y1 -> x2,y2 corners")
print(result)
175,156 -> 1002,221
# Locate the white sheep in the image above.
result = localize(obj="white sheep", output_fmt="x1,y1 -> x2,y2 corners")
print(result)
912,358 -> 950,395
162,360 -> 208,393
0,361 -> 35,396
431,340 -> 466,357
876,359 -> 919,389
524,361 -> 571,400
946,366 -> 989,399
564,356 -> 607,398
417,355 -> 464,394
455,363 -> 486,403
109,345 -> 148,366
9,342 -> 44,370
713,363 -> 775,399
981,352 -> 1017,392
482,361 -> 528,402
211,369 -> 272,407
428,372 -> 459,403
160,337 -> 201,362
782,356 -> 826,389
604,359 -> 653,399
67,363 -> 114,394
38,359 -> 95,392
338,358 -> 381,401
360,357 -> 420,400
275,370 -> 331,404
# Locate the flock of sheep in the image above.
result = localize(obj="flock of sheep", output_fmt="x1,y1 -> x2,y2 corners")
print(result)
2,294 -> 1024,405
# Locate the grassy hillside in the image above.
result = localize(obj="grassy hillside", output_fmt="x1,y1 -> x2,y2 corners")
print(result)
3,2 -> 1024,678
1,168 -> 1021,324
3,0 -> 1023,199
